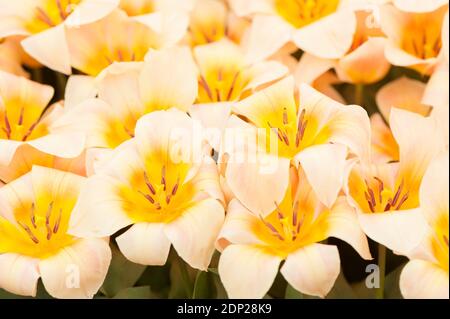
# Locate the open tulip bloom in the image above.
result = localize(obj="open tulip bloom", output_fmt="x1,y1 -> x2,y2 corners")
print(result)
0,0 -> 448,302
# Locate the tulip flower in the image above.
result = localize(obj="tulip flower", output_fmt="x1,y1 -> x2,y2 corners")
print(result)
0,166 -> 111,298
55,46 -> 198,174
221,76 -> 370,217
0,37 -> 28,77
69,109 -> 225,270
228,0 -> 365,62
0,71 -> 85,178
217,162 -> 371,298
0,0 -> 120,74
399,152 -> 449,299
65,9 -> 172,76
370,77 -> 431,163
380,3 -> 448,74
346,108 -> 446,254
187,0 -> 250,47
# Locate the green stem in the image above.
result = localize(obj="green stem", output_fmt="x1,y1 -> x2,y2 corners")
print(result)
354,84 -> 364,106
54,72 -> 67,100
376,244 -> 386,299
31,68 -> 43,83
178,258 -> 193,298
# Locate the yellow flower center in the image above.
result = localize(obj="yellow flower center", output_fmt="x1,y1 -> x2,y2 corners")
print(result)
26,0 -> 82,34
1,102 -> 48,141
275,0 -> 340,28
119,0 -> 154,16
117,163 -> 196,224
363,177 -> 412,213
0,201 -> 75,259
432,213 -> 449,273
252,196 -> 329,258
197,66 -> 251,103
401,13 -> 443,60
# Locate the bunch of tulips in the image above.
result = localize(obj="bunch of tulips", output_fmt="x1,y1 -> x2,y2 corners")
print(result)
0,0 -> 448,299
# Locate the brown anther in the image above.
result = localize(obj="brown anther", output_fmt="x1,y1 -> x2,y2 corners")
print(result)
36,7 -> 55,27
374,176 -> 384,203
56,0 -> 66,20
19,222 -> 39,244
3,111 -> 11,139
292,201 -> 299,227
282,107 -> 288,125
53,208 -> 62,234
296,109 -> 307,147
267,122 -> 283,142
171,177 -> 180,196
21,119 -> 39,141
260,216 -> 284,241
154,202 -> 162,210
30,203 -> 37,228
444,235 -> 449,247
226,71 -> 240,101
391,180 -> 404,206
215,88 -> 222,102
274,201 -> 284,220
117,49 -> 124,62
280,129 -> 290,146
165,194 -> 171,204
199,76 -> 213,101
18,107 -> 24,126
161,166 -> 166,191
394,191 -> 409,210
123,125 -> 134,138
138,190 -> 155,204
143,172 -> 156,195
383,200 -> 392,212
45,202 -> 54,240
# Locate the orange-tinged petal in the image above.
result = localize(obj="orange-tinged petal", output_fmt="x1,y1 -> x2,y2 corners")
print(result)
38,238 -> 111,299
400,259 -> 449,298
116,222 -> 171,266
280,243 -> 340,298
218,244 -> 282,299
0,253 -> 39,297
165,198 -> 224,270
376,77 -> 430,122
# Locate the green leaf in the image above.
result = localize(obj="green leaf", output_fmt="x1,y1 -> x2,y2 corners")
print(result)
113,286 -> 156,299
101,245 -> 147,298
192,271 -> 216,299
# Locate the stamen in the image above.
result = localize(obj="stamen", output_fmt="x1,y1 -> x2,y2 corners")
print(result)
267,122 -> 283,142
45,202 -> 54,240
226,71 -> 240,101
259,216 -> 284,241
53,208 -> 62,234
19,222 -> 39,244
36,7 -> 55,27
3,111 -> 11,139
138,190 -> 155,204
166,194 -> 171,204
394,191 -> 409,210
171,176 -> 180,196
373,176 -> 384,203
123,125 -> 134,138
383,200 -> 392,212
143,172 -> 156,195
18,107 -> 24,126
274,201 -> 284,220
161,166 -> 166,191
30,203 -> 37,228
444,235 -> 449,247
292,201 -> 299,227
282,107 -> 288,125
199,76 -> 213,101
391,180 -> 404,206
296,109 -> 307,147
22,119 -> 40,141
117,49 -> 124,62
56,0 -> 66,20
